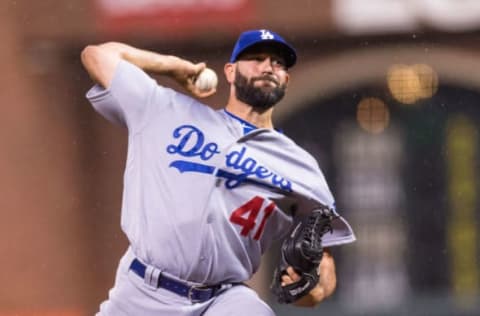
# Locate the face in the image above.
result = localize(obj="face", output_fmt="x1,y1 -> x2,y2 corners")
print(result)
230,47 -> 290,110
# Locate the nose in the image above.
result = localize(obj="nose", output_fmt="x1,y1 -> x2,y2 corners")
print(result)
259,57 -> 274,73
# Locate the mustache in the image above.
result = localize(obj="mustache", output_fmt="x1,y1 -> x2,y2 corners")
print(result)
251,75 -> 278,85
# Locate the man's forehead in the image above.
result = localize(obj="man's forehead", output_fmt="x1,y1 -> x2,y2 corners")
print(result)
237,44 -> 287,61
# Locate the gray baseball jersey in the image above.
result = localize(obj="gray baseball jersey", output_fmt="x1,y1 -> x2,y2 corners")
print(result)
87,60 -> 355,314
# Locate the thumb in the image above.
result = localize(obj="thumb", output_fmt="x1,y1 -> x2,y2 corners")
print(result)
286,267 -> 301,282
194,62 -> 207,75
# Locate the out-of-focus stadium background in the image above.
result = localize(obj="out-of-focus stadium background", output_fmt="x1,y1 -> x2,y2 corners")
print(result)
2,0 -> 480,315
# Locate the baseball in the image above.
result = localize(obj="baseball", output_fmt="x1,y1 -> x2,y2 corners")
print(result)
195,68 -> 218,92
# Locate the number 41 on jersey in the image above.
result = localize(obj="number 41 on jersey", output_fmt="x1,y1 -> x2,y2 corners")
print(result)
229,196 -> 276,240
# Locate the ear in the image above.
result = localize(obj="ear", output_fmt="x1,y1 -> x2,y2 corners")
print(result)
284,72 -> 290,86
224,63 -> 235,84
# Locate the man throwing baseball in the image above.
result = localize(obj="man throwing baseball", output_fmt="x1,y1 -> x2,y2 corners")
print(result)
81,29 -> 355,316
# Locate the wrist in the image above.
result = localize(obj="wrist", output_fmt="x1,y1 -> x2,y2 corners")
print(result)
293,286 -> 326,307
160,55 -> 184,76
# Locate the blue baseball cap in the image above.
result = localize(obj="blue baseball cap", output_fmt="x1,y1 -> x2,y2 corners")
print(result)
230,29 -> 297,68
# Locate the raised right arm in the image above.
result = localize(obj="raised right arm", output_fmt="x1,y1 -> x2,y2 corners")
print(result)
80,42 -> 215,97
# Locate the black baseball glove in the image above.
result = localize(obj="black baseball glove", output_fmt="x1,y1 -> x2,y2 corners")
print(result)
271,206 -> 335,304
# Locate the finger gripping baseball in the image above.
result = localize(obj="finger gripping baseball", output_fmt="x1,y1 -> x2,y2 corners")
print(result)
271,207 -> 334,303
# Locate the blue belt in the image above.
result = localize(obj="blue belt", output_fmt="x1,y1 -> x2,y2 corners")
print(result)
129,258 -> 222,303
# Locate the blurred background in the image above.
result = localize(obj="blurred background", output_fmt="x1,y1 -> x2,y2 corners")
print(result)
2,0 -> 480,315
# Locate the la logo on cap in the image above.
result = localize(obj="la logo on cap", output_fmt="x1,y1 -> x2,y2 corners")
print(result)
229,29 -> 297,68
260,29 -> 275,40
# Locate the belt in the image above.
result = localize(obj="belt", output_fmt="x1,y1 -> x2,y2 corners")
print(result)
129,258 -> 222,303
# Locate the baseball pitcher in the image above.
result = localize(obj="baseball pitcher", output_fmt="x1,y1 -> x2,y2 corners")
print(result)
81,29 -> 355,316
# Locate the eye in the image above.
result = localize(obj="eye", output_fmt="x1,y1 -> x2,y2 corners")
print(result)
242,55 -> 265,63
271,58 -> 286,69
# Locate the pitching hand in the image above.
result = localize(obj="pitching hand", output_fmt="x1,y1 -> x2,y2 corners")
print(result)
169,59 -> 216,98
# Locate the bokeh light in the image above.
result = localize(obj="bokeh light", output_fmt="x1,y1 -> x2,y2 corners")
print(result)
387,63 -> 439,104
356,97 -> 390,134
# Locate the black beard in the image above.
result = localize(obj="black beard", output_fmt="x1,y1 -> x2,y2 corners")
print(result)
234,69 -> 286,110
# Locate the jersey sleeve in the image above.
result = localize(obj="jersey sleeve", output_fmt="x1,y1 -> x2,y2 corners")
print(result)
85,60 -> 158,132
281,137 -> 357,247
305,156 -> 356,247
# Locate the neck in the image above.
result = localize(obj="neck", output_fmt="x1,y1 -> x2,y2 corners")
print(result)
225,98 -> 274,129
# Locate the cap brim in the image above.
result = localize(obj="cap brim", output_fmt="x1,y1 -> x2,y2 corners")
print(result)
235,40 -> 297,68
